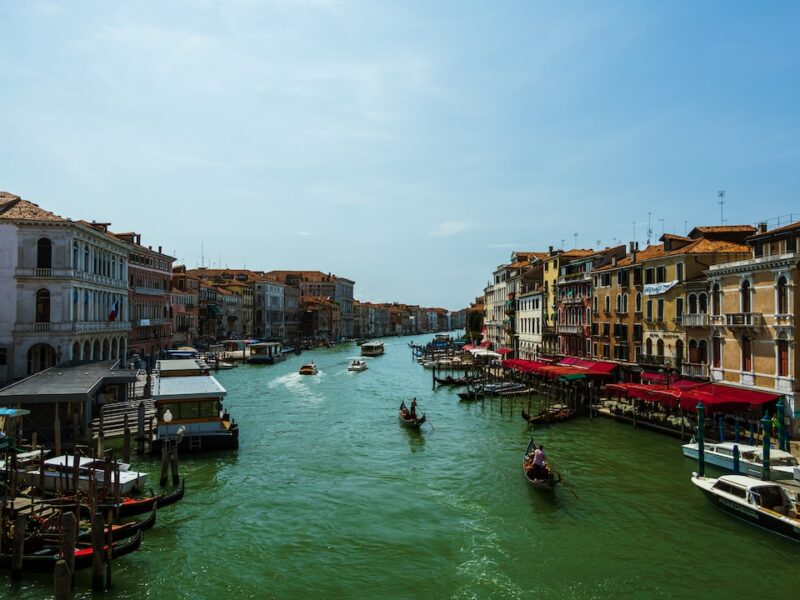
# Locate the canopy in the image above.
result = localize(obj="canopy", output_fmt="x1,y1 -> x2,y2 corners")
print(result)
606,381 -> 780,413
496,347 -> 513,355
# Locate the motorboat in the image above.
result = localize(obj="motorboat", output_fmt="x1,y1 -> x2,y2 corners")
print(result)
18,455 -> 148,495
347,359 -> 368,372
682,441 -> 797,480
299,362 -> 318,375
692,473 -> 800,542
361,341 -> 385,357
247,342 -> 286,365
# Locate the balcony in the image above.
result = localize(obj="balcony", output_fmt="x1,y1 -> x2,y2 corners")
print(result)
35,268 -> 53,277
682,313 -> 708,327
34,322 -> 50,332
561,296 -> 586,305
75,321 -> 132,332
775,314 -> 794,327
709,314 -> 725,326
681,362 -> 709,379
134,286 -> 167,296
557,272 -> 591,284
726,313 -> 763,328
559,324 -> 583,335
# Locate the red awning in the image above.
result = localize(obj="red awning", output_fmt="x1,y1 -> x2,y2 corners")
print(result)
463,344 -> 475,351
678,383 -> 780,412
641,371 -> 668,383
559,357 -> 580,365
586,361 -> 618,374
497,347 -> 513,355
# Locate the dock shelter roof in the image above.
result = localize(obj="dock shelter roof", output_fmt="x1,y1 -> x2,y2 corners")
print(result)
605,381 -> 780,412
503,358 -> 618,378
154,376 -> 227,401
0,361 -> 135,404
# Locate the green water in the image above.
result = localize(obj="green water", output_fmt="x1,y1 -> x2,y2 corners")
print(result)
4,333 -> 799,599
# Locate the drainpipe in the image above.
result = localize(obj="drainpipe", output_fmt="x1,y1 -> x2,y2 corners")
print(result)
696,401 -> 705,476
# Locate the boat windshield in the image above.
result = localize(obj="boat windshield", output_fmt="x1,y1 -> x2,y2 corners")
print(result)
750,486 -> 787,510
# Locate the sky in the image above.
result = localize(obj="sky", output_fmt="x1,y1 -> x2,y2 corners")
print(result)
2,1 -> 799,310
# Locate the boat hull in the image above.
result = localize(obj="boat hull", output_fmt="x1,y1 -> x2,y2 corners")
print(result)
398,414 -> 426,429
682,444 -> 795,480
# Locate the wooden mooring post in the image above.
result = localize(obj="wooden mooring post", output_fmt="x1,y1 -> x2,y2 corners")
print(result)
123,414 -> 131,464
136,401 -> 146,455
60,511 -> 77,579
11,514 -> 27,580
91,512 -> 105,591
53,560 -> 71,600
54,414 -> 62,456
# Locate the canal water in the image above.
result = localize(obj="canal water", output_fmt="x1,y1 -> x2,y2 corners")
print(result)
5,333 -> 799,599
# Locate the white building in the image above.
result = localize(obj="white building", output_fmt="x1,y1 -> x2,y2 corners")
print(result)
254,280 -> 288,340
516,289 -> 544,360
0,192 -> 131,385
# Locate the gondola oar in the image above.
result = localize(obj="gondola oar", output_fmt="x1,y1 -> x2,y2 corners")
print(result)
549,460 -> 579,500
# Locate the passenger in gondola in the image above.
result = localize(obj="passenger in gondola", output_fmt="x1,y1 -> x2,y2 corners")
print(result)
400,402 -> 409,419
533,445 -> 547,477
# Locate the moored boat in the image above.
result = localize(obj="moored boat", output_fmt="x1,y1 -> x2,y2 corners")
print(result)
521,405 -> 575,426
247,342 -> 286,365
522,439 -> 560,491
691,473 -> 800,542
347,359 -> 368,372
398,400 -> 426,429
299,362 -> 318,375
100,478 -> 186,517
681,442 -> 797,480
17,454 -> 148,495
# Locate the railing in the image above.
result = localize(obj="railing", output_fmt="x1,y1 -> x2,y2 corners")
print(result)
558,272 -> 591,283
775,314 -> 794,327
682,313 -> 708,327
561,296 -> 586,305
681,362 -> 709,379
726,313 -> 762,328
134,286 -> 166,296
640,354 -> 667,366
75,321 -> 132,332
709,314 -> 725,326
34,322 -> 50,332
35,268 -> 53,277
558,324 -> 583,334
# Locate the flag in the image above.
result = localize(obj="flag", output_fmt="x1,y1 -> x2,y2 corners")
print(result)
108,301 -> 118,322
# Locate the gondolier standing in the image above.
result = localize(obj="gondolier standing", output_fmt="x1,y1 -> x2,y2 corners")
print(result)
410,398 -> 418,419
533,445 -> 547,477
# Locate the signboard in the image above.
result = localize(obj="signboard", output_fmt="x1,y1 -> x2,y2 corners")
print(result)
643,280 -> 678,296
139,319 -> 151,326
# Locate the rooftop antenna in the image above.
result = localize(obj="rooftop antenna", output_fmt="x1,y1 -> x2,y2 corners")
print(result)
658,218 -> 665,238
647,211 -> 652,245
561,238 -> 565,250
573,232 -> 578,248
632,221 -> 637,246
684,220 -> 689,235
717,190 -> 726,225
201,239 -> 205,268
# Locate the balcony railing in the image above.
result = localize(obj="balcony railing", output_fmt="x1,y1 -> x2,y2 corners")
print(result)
134,286 -> 166,296
74,321 -> 132,332
775,314 -> 794,327
559,324 -> 583,334
35,268 -> 53,277
726,312 -> 762,328
682,313 -> 708,327
709,314 -> 725,326
640,354 -> 667,366
34,322 -> 50,332
681,362 -> 709,379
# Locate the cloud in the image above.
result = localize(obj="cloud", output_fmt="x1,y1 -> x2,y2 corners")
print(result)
297,231 -> 315,236
428,221 -> 470,238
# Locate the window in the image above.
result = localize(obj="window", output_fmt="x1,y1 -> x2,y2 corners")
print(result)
676,263 -> 684,282
36,238 -> 53,269
699,339 -> 708,364
699,293 -> 707,314
777,338 -> 789,377
622,294 -> 628,313
604,296 -> 610,313
72,241 -> 79,268
712,284 -> 721,316
602,274 -> 611,287
593,296 -> 598,313
645,268 -> 655,284
741,280 -> 751,313
0,347 -> 7,366
618,269 -> 629,287
646,338 -> 653,356
777,277 -> 788,314
635,292 -> 642,313
657,338 -> 664,357
633,267 -> 642,286
688,294 -> 697,314
676,298 -> 684,322
656,266 -> 667,283
742,337 -> 752,372
35,289 -> 51,323
646,299 -> 653,320
615,294 -> 622,313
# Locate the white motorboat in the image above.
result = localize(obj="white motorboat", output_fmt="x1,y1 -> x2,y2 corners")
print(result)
347,359 -> 368,372
692,473 -> 800,542
299,362 -> 318,375
681,441 -> 797,480
360,341 -> 385,357
18,455 -> 148,494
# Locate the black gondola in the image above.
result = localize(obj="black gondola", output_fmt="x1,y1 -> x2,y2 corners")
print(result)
398,401 -> 426,429
522,439 -> 560,491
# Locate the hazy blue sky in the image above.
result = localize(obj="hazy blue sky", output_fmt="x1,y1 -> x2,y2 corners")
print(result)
2,1 -> 799,309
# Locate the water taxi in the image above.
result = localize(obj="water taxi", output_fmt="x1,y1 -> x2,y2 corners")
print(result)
18,455 -> 148,494
692,473 -> 800,542
299,362 -> 318,375
361,341 -> 385,357
682,441 -> 797,480
347,359 -> 368,372
153,375 -> 238,452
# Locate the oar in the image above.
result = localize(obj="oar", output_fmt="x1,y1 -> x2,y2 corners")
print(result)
549,460 -> 579,500
426,416 -> 435,432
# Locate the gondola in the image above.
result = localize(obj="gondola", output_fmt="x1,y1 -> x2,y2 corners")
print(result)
100,478 -> 185,518
522,439 -> 560,491
0,530 -> 143,573
398,401 -> 426,429
521,407 -> 575,426
32,508 -> 156,548
434,375 -> 476,387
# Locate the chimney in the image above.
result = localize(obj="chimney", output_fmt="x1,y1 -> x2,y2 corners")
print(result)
548,245 -> 554,256
612,256 -> 617,266
158,245 -> 162,254
635,241 -> 639,251
629,241 -> 635,253
758,222 -> 767,234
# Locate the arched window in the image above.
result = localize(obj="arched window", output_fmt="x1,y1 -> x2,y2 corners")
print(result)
84,246 -> 90,272
37,238 -> 52,269
699,339 -> 708,364
604,296 -> 610,313
777,276 -> 788,315
777,336 -> 789,377
675,339 -> 684,366
635,292 -> 642,313
593,296 -> 598,313
712,335 -> 721,369
72,241 -> 79,269
616,294 -> 622,313
688,294 -> 697,314
699,293 -> 708,314
622,294 -> 628,313
689,339 -> 699,363
646,338 -> 653,356
35,289 -> 51,323
741,280 -> 751,313
656,338 -> 664,357
741,336 -> 752,372
712,284 -> 721,316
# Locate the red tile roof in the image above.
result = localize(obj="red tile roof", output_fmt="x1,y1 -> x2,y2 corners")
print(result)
0,192 -> 66,222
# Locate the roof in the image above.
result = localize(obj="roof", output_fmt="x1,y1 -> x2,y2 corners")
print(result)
154,375 -> 226,400
665,238 -> 750,256
689,225 -> 757,236
157,359 -> 208,374
0,361 -> 135,403
593,244 -> 665,272
0,193 -> 66,222
748,220 -> 800,241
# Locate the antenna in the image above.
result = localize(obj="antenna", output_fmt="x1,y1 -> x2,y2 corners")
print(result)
684,220 -> 689,235
573,232 -> 578,248
201,239 -> 205,268
717,190 -> 726,225
561,238 -> 565,249
632,221 -> 637,246
647,212 -> 652,245
658,218 -> 665,237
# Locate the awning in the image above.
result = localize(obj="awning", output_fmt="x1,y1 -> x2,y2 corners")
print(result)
463,344 -> 475,351
560,373 -> 587,381
641,371 -> 668,383
207,305 -> 223,317
496,347 -> 513,355
678,384 -> 781,412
